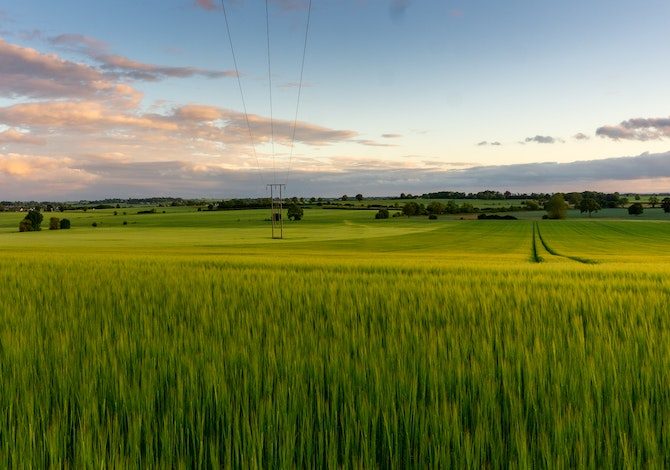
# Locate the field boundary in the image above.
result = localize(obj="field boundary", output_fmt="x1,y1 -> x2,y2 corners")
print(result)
535,223 -> 598,264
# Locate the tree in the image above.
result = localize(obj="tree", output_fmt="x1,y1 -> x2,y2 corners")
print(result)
341,195 -> 348,201
524,200 -> 540,211
578,198 -> 600,217
544,193 -> 568,219
60,219 -> 71,229
628,202 -> 644,216
662,197 -> 670,213
24,210 -> 43,231
402,201 -> 425,216
565,192 -> 583,208
287,203 -> 303,221
426,201 -> 445,215
355,193 -> 363,201
375,209 -> 389,219
649,195 -> 659,208
49,217 -> 60,230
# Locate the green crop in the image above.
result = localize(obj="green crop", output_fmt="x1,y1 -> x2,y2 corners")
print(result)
0,209 -> 669,466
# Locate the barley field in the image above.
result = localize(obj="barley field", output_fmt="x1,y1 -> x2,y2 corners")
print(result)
1,208 -> 669,466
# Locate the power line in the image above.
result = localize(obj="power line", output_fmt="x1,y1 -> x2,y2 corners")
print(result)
219,0 -> 264,185
265,0 -> 277,184
285,0 -> 313,185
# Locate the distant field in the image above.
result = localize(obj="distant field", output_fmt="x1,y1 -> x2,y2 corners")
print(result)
1,208 -> 669,466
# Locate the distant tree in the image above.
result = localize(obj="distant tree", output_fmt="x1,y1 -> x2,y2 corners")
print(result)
375,209 -> 389,219
24,210 -> 43,231
445,200 -> 459,214
428,214 -> 438,220
662,197 -> 670,213
634,194 -> 641,201
49,217 -> 60,230
341,195 -> 349,201
402,201 -> 425,217
287,203 -> 304,221
426,201 -> 445,215
92,222 -> 98,227
649,195 -> 659,208
355,194 -> 363,201
565,192 -> 583,208
60,219 -> 71,229
578,198 -> 600,217
545,193 -> 568,219
524,200 -> 540,211
18,219 -> 32,232
628,202 -> 644,216
618,197 -> 629,208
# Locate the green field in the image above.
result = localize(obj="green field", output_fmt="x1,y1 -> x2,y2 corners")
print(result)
1,208 -> 670,466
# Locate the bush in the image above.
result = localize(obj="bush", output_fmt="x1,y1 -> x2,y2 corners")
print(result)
287,203 -> 304,221
60,219 -> 71,229
375,209 -> 390,219
628,202 -> 644,216
123,221 -> 128,225
49,217 -> 60,230
24,210 -> 43,231
18,219 -> 32,232
478,214 -> 518,220
92,222 -> 98,227
428,214 -> 438,220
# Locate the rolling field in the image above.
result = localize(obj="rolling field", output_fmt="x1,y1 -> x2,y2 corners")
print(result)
1,208 -> 670,466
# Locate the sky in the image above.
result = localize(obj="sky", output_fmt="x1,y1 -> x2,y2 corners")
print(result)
1,0 -> 669,200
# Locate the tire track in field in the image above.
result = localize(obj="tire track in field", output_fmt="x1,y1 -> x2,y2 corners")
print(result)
534,223 -> 598,264
530,222 -> 543,263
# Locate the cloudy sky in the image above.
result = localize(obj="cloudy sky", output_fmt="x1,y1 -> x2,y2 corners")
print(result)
1,0 -> 669,200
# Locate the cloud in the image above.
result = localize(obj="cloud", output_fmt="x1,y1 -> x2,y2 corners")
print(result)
524,135 -> 560,144
0,38 -> 141,104
0,153 -> 99,196
2,151 -> 670,200
195,0 -> 218,11
573,132 -> 590,140
0,128 -> 45,145
477,141 -> 502,146
596,116 -> 670,141
49,34 -> 236,82
382,133 -> 401,139
0,101 -> 177,131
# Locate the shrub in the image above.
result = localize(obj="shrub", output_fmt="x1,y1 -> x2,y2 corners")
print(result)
123,221 -> 128,225
375,209 -> 390,219
49,217 -> 60,230
60,219 -> 71,229
92,222 -> 98,227
24,210 -> 43,231
287,203 -> 303,221
18,219 -> 32,232
628,203 -> 644,216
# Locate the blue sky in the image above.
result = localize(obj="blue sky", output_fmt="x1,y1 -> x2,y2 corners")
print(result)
1,0 -> 669,199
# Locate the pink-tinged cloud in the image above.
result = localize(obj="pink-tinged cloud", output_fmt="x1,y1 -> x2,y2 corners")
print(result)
48,34 -> 237,81
0,153 -> 98,191
597,117 -> 670,141
195,0 -> 218,11
170,104 -> 358,146
0,128 -> 45,145
0,101 -> 177,131
0,38 -> 141,104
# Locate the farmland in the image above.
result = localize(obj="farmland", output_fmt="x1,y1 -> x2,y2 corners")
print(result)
1,208 -> 670,466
